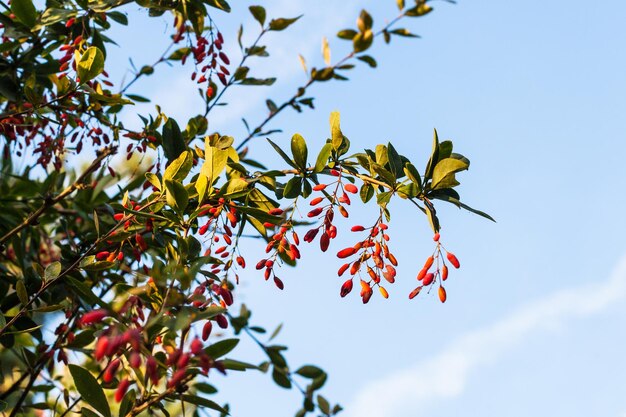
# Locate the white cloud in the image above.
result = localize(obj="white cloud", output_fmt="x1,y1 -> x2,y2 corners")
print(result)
344,254 -> 626,417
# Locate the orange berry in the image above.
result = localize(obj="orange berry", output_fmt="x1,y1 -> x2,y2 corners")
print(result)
438,286 -> 447,303
446,252 -> 460,269
337,247 -> 357,259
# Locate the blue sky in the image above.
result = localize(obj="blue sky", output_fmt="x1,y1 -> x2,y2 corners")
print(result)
104,0 -> 626,415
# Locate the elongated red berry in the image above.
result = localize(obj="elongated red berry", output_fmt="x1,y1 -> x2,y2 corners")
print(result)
438,286 -> 447,303
202,321 -> 213,341
307,207 -> 323,218
433,233 -> 440,242
423,256 -> 434,271
338,263 -> 350,276
442,265 -> 449,281
422,273 -> 434,286
96,251 -> 110,260
313,184 -> 327,191
95,337 -> 109,361
344,183 -> 358,194
104,359 -> 120,383
113,213 -> 124,221
340,279 -> 353,297
115,378 -> 130,402
167,369 -> 187,388
408,286 -> 422,299
320,232 -> 330,252
351,225 -> 365,232
446,252 -> 460,269
337,247 -> 357,259
417,268 -> 428,281
268,208 -> 283,215
216,314 -> 228,329
79,309 -> 109,326
310,197 -> 324,206
273,276 -> 284,290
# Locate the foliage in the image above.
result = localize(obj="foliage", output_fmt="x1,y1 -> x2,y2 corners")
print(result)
0,0 -> 492,415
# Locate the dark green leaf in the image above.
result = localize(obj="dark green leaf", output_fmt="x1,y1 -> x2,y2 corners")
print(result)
180,394 -> 228,414
272,367 -> 292,388
269,15 -> 302,31
283,177 -> 302,199
164,180 -> 188,213
295,365 -> 323,379
162,119 -> 186,162
249,6 -> 266,26
314,143 -> 332,173
337,29 -> 357,40
69,365 -> 111,417
204,338 -> 239,358
357,55 -> 377,68
11,0 -> 37,28
267,138 -> 296,168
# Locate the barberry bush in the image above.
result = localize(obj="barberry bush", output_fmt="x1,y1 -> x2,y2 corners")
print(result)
0,0 -> 493,415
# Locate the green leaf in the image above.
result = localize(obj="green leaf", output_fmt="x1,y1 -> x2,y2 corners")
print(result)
360,183 -> 374,203
77,47 -> 105,84
377,191 -> 392,208
357,55 -> 377,68
180,394 -> 228,414
272,367 -> 292,388
337,29 -> 357,40
66,277 -> 109,309
268,323 -> 283,342
16,279 -> 28,306
267,138 -> 296,168
353,29 -> 373,53
69,365 -> 111,417
387,143 -> 403,178
330,111 -> 343,151
424,129 -> 440,181
239,77 -> 276,86
357,9 -> 373,32
145,173 -> 162,191
11,0 -> 37,28
200,138 -> 230,190
424,201 -> 440,233
205,0 -> 231,12
204,338 -> 239,358
283,177 -> 302,199
268,15 -> 301,31
249,5 -> 266,26
82,408 -> 101,417
431,158 -> 468,190
164,180 -> 189,213
118,389 -> 135,417
314,143 -> 332,173
317,395 -> 331,415
44,262 -> 61,280
403,163 -> 422,193
162,119 -> 186,162
290,134 -> 308,170
163,150 -> 192,182
295,365 -> 323,379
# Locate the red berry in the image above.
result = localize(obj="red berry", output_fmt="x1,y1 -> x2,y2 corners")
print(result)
446,252 -> 460,269
115,378 -> 130,402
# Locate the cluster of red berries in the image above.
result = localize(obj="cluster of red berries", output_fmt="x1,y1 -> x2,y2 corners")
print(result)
173,15 -> 230,100
335,218 -> 397,304
409,233 -> 460,303
303,169 -> 356,251
255,208 -> 301,290
197,198 -> 243,280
